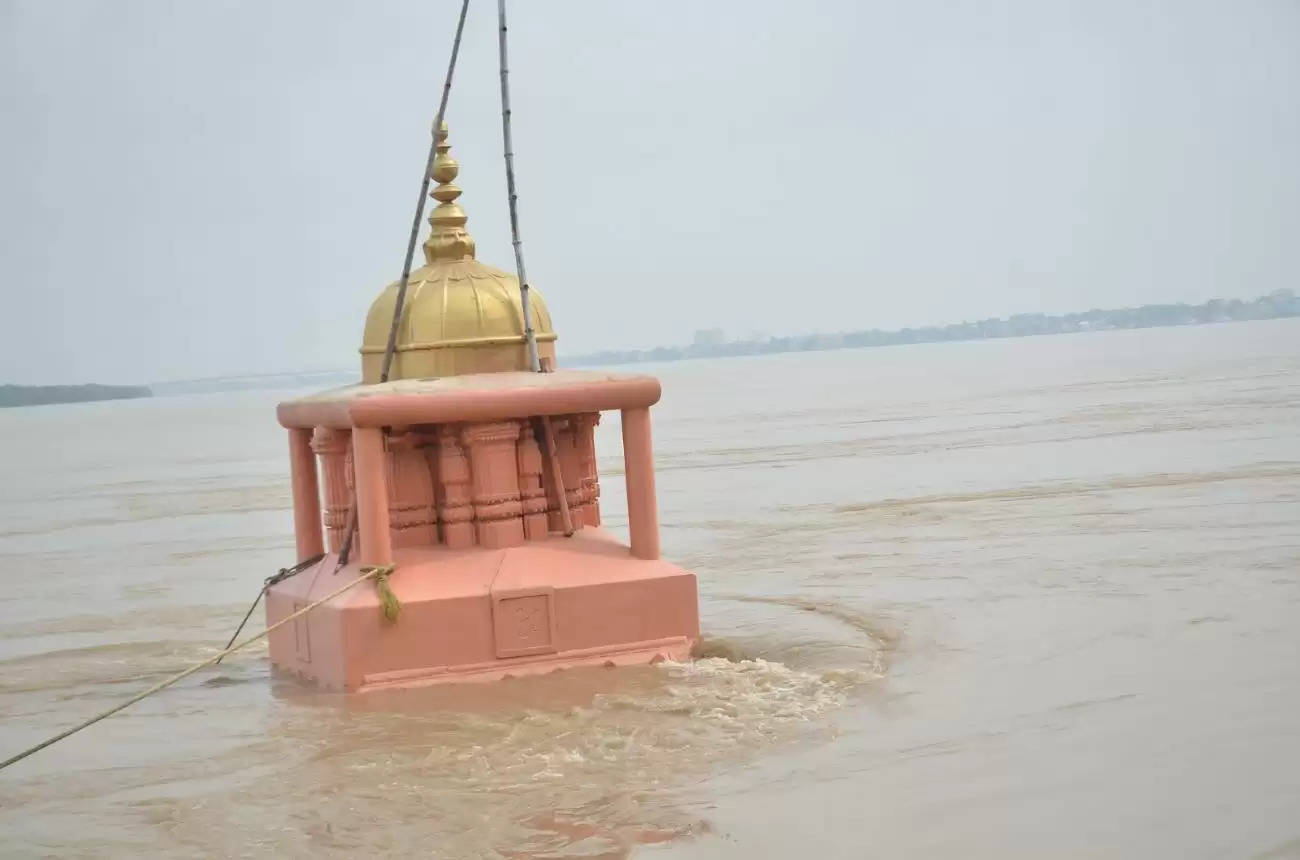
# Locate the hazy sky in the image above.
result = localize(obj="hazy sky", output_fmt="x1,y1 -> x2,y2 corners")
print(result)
2,0 -> 1297,385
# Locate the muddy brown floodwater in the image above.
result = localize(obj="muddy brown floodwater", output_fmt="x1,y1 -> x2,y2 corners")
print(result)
1,319 -> 1298,858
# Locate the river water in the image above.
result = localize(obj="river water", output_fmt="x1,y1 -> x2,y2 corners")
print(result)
1,320 -> 1297,858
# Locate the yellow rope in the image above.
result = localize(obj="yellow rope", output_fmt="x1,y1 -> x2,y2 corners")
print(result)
362,564 -> 401,622
0,564 -> 396,773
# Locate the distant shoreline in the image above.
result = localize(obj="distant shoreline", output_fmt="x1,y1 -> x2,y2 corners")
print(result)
0,383 -> 152,409
7,292 -> 1296,401
567,290 -> 1300,368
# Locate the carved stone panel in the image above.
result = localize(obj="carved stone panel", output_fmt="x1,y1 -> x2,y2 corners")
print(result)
491,587 -> 557,658
573,412 -> 602,527
462,421 -> 525,549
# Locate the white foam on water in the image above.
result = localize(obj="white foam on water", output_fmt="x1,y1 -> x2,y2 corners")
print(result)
11,656 -> 870,859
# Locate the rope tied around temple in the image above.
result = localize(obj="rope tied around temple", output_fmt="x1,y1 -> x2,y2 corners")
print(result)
216,552 -> 327,663
362,564 -> 401,622
0,562 -> 399,773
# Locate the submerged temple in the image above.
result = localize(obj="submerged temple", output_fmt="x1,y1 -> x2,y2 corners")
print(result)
266,124 -> 700,690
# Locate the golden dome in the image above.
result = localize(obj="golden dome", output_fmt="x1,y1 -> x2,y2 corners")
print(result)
360,123 -> 556,383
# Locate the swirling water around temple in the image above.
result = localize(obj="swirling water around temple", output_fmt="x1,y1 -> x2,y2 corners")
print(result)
1,318 -> 1297,858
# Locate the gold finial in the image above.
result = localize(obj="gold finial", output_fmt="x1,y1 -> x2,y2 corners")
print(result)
423,120 -> 476,263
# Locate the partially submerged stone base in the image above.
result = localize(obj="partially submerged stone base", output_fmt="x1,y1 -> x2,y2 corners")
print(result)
266,529 -> 698,691
268,371 -> 700,690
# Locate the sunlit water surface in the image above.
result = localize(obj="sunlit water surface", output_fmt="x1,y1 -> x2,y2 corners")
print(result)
1,320 -> 1298,858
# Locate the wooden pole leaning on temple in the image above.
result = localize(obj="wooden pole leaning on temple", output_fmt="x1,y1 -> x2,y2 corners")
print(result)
497,0 -> 573,537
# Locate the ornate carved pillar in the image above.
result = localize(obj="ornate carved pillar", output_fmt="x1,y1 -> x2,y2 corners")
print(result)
572,412 -> 602,527
546,416 -> 585,533
436,424 -> 475,549
516,421 -> 549,540
310,427 -> 352,553
384,429 -> 437,549
413,427 -> 443,546
461,421 -> 525,549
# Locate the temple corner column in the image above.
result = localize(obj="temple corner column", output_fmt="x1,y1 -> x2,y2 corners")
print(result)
620,407 -> 660,560
288,427 -> 324,562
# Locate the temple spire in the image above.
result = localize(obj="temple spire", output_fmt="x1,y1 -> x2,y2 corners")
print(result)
423,121 -> 477,263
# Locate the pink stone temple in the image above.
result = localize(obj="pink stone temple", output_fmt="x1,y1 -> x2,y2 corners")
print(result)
264,125 -> 700,690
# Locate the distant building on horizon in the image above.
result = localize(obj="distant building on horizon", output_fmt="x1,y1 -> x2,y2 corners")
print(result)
692,328 -> 726,347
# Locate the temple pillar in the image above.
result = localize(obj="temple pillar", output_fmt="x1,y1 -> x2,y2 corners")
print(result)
436,425 -> 475,549
516,421 -> 549,540
560,417 -> 585,530
573,412 -> 601,527
621,407 -> 660,560
384,429 -> 437,548
288,428 -> 324,562
311,427 -> 351,552
353,427 -> 393,566
462,421 -> 525,549
545,416 -> 584,533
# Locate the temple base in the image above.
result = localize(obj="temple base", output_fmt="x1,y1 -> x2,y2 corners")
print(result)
265,529 -> 700,692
